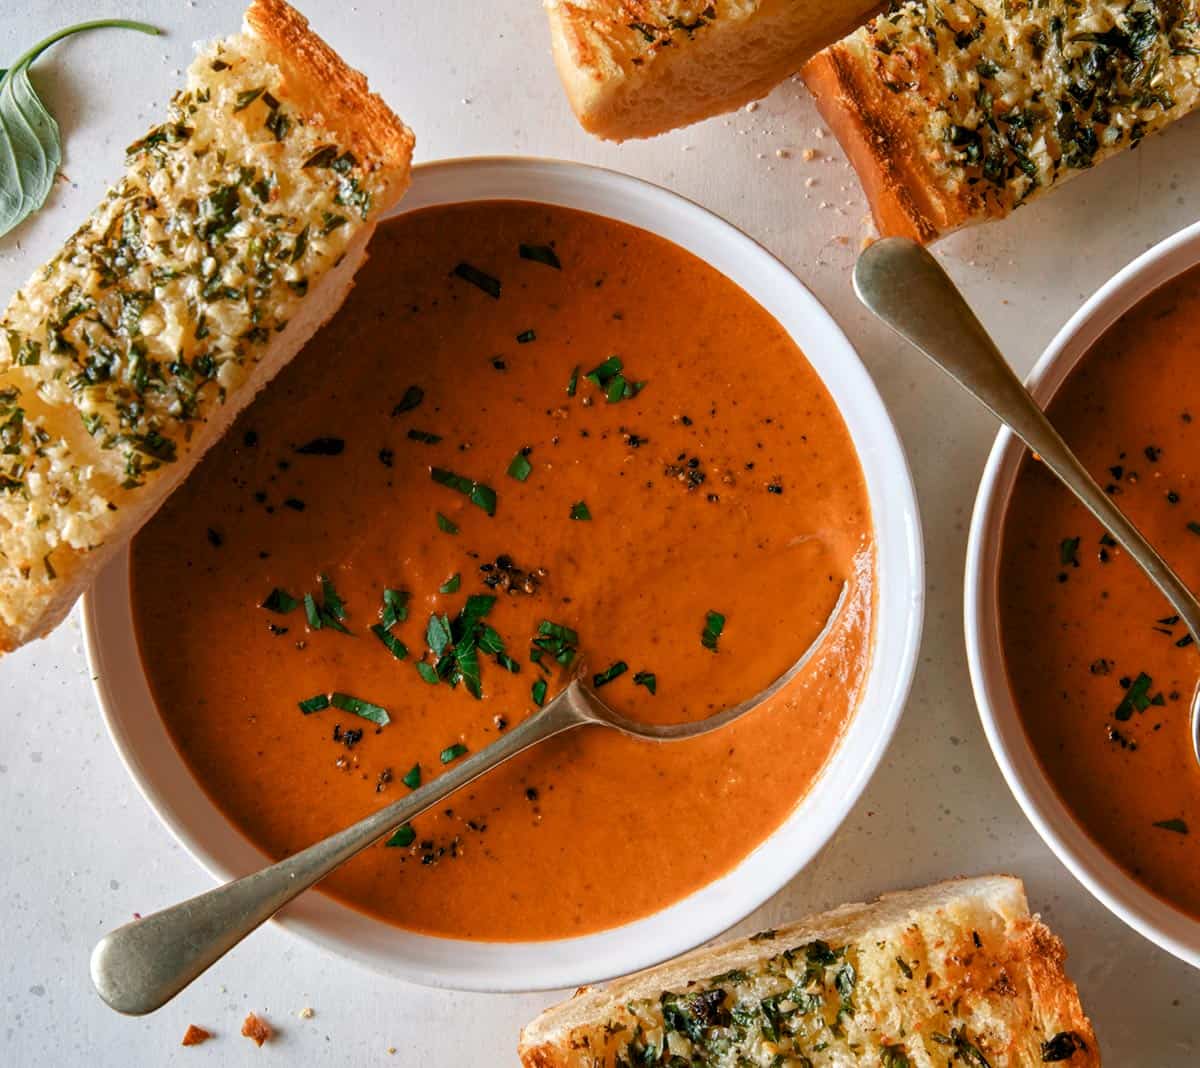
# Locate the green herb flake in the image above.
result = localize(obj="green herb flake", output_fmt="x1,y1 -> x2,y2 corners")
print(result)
392,385 -> 424,415
1114,672 -> 1154,721
370,623 -> 408,660
1060,536 -> 1080,566
439,573 -> 461,594
516,329 -> 537,344
303,592 -> 322,630
407,428 -> 442,445
380,588 -> 409,629
261,588 -> 298,614
566,364 -> 580,397
415,661 -> 439,685
329,692 -> 390,726
401,764 -> 421,789
385,824 -> 415,848
593,661 -> 628,687
701,610 -> 726,651
507,450 -> 533,481
531,678 -> 548,707
440,742 -> 468,764
1153,818 -> 1189,834
436,512 -> 459,535
233,86 -> 265,111
519,243 -> 561,269
427,613 -> 453,656
1188,521 -> 1200,537
569,500 -> 591,521
431,467 -> 497,516
297,693 -> 330,714
452,262 -> 501,299
633,670 -> 657,695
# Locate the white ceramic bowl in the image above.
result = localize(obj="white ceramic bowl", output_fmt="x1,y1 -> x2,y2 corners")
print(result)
966,220 -> 1200,970
84,157 -> 924,991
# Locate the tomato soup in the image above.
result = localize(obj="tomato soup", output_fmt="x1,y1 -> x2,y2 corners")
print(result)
131,201 -> 874,941
1001,264 -> 1200,919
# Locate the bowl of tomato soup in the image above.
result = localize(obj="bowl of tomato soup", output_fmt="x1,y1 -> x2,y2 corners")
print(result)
84,157 -> 923,990
967,220 -> 1200,969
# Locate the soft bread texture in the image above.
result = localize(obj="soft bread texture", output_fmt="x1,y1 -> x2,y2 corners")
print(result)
544,1 -> 881,140
803,0 -> 1200,243
519,876 -> 1099,1067
0,0 -> 412,652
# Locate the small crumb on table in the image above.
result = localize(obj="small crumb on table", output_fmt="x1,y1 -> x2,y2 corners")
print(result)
181,1024 -> 212,1047
297,1006 -> 314,1019
241,1012 -> 273,1047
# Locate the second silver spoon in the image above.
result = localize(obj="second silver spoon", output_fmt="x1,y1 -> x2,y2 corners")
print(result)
854,237 -> 1200,765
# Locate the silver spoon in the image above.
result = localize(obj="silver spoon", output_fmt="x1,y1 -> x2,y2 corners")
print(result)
854,237 -> 1200,764
91,583 -> 846,1015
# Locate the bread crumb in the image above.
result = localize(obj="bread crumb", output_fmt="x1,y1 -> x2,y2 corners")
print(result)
181,1025 -> 212,1047
387,1047 -> 397,1055
801,148 -> 817,161
814,127 -> 827,139
775,148 -> 790,159
745,100 -> 759,112
241,1013 -> 273,1047
297,1007 -> 315,1019
805,177 -> 817,188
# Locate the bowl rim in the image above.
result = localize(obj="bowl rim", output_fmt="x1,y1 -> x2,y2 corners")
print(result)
965,218 -> 1200,970
83,155 -> 924,991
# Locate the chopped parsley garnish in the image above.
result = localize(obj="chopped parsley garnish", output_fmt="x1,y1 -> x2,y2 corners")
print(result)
566,364 -> 579,397
531,620 -> 579,668
1114,672 -> 1154,721
415,594 -> 513,699
380,588 -> 409,629
569,500 -> 591,521
370,624 -> 408,660
295,436 -> 344,455
385,824 -> 415,848
1188,521 -> 1200,536
1059,536 -> 1080,566
233,86 -> 265,111
329,692 -> 390,726
392,385 -> 424,415
320,574 -> 347,621
304,592 -> 322,629
516,329 -> 536,344
436,512 -> 459,534
431,467 -> 497,516
583,355 -> 645,403
531,678 -> 548,707
519,243 -> 561,269
440,742 -> 468,764
301,575 -> 352,634
701,610 -> 726,651
297,693 -> 330,714
507,450 -> 533,481
261,588 -> 298,614
401,764 -> 421,789
407,429 -> 442,445
1153,818 -> 1189,834
452,262 -> 501,299
633,670 -> 657,695
593,661 -> 628,687
439,573 -> 461,594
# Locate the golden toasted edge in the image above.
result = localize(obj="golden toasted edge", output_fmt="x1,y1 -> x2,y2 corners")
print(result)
1019,918 -> 1102,1065
803,44 -> 956,245
544,1 -> 611,136
244,0 -> 414,194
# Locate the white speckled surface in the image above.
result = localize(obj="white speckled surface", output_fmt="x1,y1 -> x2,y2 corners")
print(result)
1,2 -> 1198,1064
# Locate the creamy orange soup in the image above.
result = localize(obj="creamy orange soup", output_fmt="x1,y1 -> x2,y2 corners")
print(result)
1001,263 -> 1200,919
132,201 -> 874,940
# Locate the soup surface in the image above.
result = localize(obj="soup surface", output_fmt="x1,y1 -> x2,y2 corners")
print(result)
132,201 -> 874,941
1001,263 -> 1200,918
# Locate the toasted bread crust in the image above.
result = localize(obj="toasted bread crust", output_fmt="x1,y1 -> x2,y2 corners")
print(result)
0,0 -> 411,653
244,0 -> 413,180
519,876 -> 1099,1067
545,1 -> 881,141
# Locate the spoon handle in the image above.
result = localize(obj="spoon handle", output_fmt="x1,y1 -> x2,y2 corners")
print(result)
854,237 -> 1200,640
90,694 -> 582,1015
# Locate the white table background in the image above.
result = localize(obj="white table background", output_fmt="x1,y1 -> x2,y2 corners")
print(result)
1,2 -> 1197,1064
